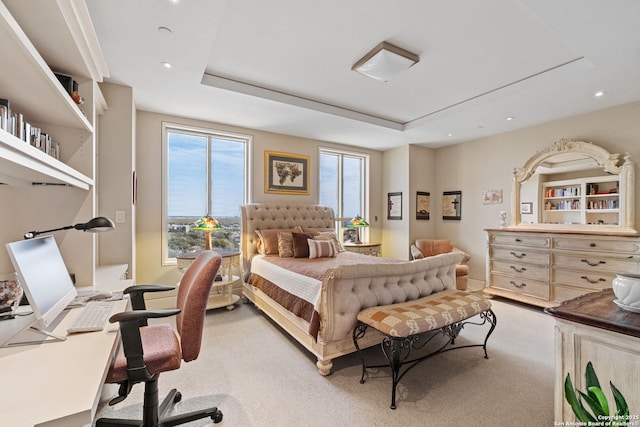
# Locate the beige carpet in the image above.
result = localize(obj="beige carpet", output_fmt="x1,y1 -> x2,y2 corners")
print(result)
96,294 -> 555,426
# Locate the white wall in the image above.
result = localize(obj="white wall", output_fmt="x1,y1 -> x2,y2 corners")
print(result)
433,100 -> 640,283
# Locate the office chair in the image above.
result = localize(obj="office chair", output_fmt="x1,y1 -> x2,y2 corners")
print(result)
96,251 -> 224,426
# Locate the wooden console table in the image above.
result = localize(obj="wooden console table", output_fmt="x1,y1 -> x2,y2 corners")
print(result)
545,289 -> 640,422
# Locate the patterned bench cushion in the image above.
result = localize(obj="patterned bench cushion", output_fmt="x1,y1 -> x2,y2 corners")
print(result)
357,290 -> 492,337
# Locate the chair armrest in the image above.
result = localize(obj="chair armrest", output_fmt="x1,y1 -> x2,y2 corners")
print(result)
410,244 -> 424,260
124,284 -> 176,311
452,246 -> 470,264
108,309 -> 181,383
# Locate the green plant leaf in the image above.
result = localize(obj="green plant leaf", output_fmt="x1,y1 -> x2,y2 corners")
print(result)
565,374 -> 596,422
611,381 -> 629,417
586,386 -> 609,416
585,362 -> 602,393
578,390 -> 605,418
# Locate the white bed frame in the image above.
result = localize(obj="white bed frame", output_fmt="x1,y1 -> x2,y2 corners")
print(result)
241,202 -> 461,375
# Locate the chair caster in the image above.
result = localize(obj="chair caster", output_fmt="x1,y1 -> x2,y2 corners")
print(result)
211,409 -> 223,423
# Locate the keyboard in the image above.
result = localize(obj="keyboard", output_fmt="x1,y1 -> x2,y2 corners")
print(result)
67,301 -> 114,333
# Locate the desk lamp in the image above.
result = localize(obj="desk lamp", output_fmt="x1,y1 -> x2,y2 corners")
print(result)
347,215 -> 369,244
192,215 -> 222,250
23,216 -> 115,239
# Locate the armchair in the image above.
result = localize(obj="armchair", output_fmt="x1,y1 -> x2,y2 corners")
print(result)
410,239 -> 469,290
96,251 -> 223,427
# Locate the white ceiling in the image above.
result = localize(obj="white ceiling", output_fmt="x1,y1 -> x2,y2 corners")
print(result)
86,0 -> 640,151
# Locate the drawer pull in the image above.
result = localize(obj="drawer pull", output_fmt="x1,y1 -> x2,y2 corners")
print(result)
589,243 -> 597,248
510,266 -> 527,273
510,251 -> 526,259
515,238 -> 522,242
581,259 -> 606,267
509,281 -> 527,289
580,275 -> 606,284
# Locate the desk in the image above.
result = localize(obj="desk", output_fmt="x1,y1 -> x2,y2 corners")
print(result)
545,289 -> 640,422
0,299 -> 128,426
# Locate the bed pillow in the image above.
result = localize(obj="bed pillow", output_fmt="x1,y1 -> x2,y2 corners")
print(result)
303,227 -> 335,236
256,226 -> 303,255
277,232 -> 294,257
314,231 -> 345,252
308,239 -> 336,259
292,232 -> 313,258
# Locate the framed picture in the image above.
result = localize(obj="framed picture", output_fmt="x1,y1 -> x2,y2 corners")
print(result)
416,191 -> 430,220
264,151 -> 310,195
387,192 -> 402,220
521,202 -> 533,214
443,191 -> 462,220
482,189 -> 503,205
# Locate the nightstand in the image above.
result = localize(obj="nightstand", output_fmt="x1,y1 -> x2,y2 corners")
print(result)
343,242 -> 382,257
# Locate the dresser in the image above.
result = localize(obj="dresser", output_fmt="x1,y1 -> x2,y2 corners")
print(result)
545,290 -> 640,422
485,229 -> 640,307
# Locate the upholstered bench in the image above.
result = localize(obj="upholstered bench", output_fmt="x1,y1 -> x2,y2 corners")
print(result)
352,289 -> 497,409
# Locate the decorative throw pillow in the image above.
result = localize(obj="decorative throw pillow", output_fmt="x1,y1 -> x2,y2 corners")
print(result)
314,231 -> 345,252
256,226 -> 302,255
308,239 -> 336,259
292,232 -> 313,258
277,232 -> 294,257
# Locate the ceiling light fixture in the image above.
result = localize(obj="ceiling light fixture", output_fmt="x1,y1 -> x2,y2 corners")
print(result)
161,61 -> 172,69
594,91 -> 605,97
505,116 -> 514,121
447,133 -> 454,137
352,41 -> 419,82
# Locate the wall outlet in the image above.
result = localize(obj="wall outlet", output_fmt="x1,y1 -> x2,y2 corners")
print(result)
115,210 -> 125,223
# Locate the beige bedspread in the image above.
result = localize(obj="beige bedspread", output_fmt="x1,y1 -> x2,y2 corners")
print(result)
249,252 -> 399,338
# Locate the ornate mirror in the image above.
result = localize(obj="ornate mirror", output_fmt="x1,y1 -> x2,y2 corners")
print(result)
510,139 -> 636,234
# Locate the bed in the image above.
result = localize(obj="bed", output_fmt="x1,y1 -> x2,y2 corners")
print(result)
240,202 -> 463,375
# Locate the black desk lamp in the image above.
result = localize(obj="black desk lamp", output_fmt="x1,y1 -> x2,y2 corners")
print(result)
23,216 -> 115,239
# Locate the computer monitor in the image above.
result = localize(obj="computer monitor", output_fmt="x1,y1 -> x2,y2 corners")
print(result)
5,236 -> 77,341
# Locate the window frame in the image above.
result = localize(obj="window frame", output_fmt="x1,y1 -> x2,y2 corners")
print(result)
318,147 -> 370,241
161,122 -> 252,265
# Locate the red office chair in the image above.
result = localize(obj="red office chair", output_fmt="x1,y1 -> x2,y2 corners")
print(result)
96,251 -> 223,426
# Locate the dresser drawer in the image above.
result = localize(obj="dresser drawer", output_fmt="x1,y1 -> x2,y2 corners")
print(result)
490,273 -> 549,300
551,268 -> 615,289
552,253 -> 640,275
551,284 -> 595,303
491,260 -> 549,282
490,233 -> 550,248
490,246 -> 550,265
552,236 -> 640,254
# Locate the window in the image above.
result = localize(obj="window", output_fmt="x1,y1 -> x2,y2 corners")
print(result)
319,148 -> 369,242
162,123 -> 250,263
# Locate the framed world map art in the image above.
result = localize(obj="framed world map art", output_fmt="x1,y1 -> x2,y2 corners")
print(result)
265,151 -> 310,195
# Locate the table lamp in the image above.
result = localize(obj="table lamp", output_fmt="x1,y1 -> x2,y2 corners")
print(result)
192,215 -> 222,250
347,215 -> 369,244
23,216 -> 115,239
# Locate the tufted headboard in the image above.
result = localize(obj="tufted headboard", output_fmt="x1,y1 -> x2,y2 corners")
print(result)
240,202 -> 336,274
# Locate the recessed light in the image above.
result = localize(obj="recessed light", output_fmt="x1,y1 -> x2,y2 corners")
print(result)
505,116 -> 514,121
161,62 -> 172,69
447,133 -> 454,137
594,91 -> 605,97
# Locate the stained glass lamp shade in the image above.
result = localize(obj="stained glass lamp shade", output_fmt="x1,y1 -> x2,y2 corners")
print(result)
192,215 -> 222,250
346,215 -> 369,244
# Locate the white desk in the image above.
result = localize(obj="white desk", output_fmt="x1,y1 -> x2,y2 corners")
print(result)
0,299 -> 127,426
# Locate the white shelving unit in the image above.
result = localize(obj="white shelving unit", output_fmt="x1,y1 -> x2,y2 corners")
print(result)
0,1 -> 109,286
541,175 -> 620,226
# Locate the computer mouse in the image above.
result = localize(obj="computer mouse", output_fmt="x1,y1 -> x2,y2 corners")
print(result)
87,291 -> 113,301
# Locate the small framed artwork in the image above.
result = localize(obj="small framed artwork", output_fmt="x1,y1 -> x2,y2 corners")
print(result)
520,202 -> 533,214
416,191 -> 430,220
482,189 -> 503,205
264,151 -> 310,195
387,192 -> 402,220
443,191 -> 462,220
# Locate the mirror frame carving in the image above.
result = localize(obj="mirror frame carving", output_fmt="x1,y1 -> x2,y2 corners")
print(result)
511,139 -> 636,234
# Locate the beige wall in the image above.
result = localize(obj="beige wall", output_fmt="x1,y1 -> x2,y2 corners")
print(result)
135,110 -> 384,285
433,100 -> 640,282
